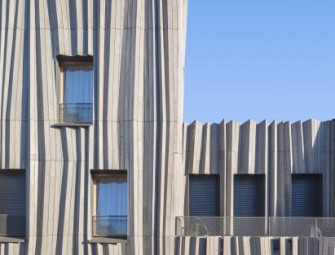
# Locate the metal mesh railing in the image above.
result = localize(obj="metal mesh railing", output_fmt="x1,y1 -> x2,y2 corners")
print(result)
176,217 -> 225,236
0,214 -> 25,237
59,103 -> 93,124
176,217 -> 335,237
227,217 -> 267,236
269,217 -> 315,237
92,216 -> 127,237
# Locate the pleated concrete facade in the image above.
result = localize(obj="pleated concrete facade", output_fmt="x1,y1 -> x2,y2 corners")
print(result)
0,0 -> 187,254
183,120 -> 335,219
175,236 -> 335,255
1,1 -> 335,255
180,120 -> 335,254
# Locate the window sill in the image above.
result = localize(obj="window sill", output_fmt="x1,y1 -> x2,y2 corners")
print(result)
88,237 -> 127,244
51,123 -> 93,128
0,236 -> 25,243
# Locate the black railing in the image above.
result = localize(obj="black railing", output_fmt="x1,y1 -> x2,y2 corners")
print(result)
0,214 -> 25,237
92,216 -> 127,237
59,103 -> 93,124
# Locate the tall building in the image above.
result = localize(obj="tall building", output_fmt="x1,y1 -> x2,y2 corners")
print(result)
0,1 -> 334,254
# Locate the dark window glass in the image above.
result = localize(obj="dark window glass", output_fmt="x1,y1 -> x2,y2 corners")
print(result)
234,174 -> 265,217
292,174 -> 322,217
0,171 -> 26,237
189,175 -> 219,216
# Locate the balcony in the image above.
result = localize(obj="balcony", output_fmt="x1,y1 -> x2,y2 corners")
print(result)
0,214 -> 25,237
175,216 -> 335,237
92,216 -> 127,237
59,103 -> 93,124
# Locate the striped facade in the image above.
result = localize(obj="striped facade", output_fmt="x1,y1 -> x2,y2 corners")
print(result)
1,1 -> 335,255
0,0 -> 187,254
183,120 -> 334,218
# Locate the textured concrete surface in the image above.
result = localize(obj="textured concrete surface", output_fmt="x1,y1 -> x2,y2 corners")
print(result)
1,0 -> 335,254
0,0 -> 187,254
182,120 -> 334,218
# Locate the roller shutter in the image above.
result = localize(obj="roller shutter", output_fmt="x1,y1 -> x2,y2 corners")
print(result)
0,171 -> 26,236
234,174 -> 265,216
292,174 -> 322,217
189,175 -> 219,216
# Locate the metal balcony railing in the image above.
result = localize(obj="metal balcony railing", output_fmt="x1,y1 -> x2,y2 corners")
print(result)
0,214 -> 25,237
59,103 -> 93,124
92,216 -> 127,237
175,216 -> 335,237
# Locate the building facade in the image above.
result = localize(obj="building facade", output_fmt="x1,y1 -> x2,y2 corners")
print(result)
1,1 -> 335,255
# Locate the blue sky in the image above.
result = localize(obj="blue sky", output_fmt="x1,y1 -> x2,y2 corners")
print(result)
184,0 -> 335,123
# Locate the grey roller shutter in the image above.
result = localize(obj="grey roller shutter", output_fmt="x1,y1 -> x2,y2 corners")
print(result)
234,174 -> 265,217
189,175 -> 219,216
292,174 -> 322,217
0,171 -> 26,236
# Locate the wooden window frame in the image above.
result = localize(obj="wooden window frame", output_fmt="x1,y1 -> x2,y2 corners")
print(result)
57,55 -> 93,124
90,170 -> 128,238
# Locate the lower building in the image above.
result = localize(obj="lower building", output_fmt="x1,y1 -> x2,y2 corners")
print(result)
176,119 -> 335,254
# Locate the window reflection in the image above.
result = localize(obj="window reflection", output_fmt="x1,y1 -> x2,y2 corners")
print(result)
94,175 -> 127,237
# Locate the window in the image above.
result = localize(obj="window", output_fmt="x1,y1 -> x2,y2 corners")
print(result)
189,175 -> 219,216
234,174 -> 265,217
92,170 -> 127,238
271,239 -> 280,255
0,170 -> 26,237
292,174 -> 322,217
57,55 -> 93,124
233,174 -> 265,236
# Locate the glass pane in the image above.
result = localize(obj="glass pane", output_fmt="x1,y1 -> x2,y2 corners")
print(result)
64,66 -> 93,104
96,176 -> 127,216
62,65 -> 93,123
96,176 -> 127,236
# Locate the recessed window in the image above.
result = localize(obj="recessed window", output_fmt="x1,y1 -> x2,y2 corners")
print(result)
292,174 -> 322,217
92,170 -> 127,238
232,174 -> 266,236
189,175 -> 219,216
271,239 -> 281,255
0,170 -> 26,237
234,174 -> 265,217
57,55 -> 93,124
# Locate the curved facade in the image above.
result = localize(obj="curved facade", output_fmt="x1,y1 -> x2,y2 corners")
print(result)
0,0 -> 187,254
